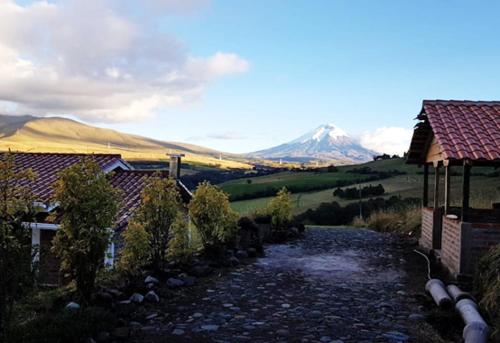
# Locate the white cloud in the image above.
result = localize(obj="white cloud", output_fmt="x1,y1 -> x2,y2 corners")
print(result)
360,127 -> 412,155
0,0 -> 248,123
187,131 -> 247,141
142,0 -> 210,13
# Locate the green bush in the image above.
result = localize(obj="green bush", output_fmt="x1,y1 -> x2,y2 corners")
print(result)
132,175 -> 181,271
167,213 -> 195,263
118,221 -> 150,275
267,187 -> 292,232
475,244 -> 500,341
188,181 -> 239,258
0,152 -> 37,338
52,158 -> 120,304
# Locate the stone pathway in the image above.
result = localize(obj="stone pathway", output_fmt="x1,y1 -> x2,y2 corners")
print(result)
134,227 -> 429,343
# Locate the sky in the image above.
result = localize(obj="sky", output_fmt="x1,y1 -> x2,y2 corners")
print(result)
1,1 -> 500,154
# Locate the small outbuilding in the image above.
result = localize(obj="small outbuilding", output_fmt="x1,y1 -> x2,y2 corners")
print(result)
4,152 -> 192,285
407,100 -> 500,278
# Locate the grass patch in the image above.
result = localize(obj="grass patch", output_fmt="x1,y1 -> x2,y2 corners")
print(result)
352,206 -> 421,235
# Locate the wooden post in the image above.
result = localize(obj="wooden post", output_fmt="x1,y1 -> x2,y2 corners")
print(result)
433,162 -> 440,209
444,160 -> 450,214
423,164 -> 429,207
462,160 -> 471,221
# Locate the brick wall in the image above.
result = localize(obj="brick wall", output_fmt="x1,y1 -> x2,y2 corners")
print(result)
441,217 -> 462,276
420,207 -> 434,250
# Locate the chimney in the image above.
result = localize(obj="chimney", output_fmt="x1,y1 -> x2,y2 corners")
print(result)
168,154 -> 183,179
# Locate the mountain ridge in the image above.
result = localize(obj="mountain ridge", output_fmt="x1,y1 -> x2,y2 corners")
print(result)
0,114 -> 251,169
249,124 -> 378,164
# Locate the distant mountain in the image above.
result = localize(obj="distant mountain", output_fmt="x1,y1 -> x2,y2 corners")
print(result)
0,114 -> 250,169
249,124 -> 378,164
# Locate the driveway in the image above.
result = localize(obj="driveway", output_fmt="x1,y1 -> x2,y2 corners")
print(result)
134,227 -> 432,343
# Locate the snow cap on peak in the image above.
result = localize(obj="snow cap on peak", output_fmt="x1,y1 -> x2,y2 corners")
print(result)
316,123 -> 349,140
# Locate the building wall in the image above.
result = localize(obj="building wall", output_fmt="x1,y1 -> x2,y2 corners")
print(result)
37,228 -> 121,285
420,207 -> 434,251
441,219 -> 500,276
419,207 -> 443,250
441,217 -> 462,276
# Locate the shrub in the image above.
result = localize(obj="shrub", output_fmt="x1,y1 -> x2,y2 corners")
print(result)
237,216 -> 262,251
353,206 -> 421,235
295,196 -> 420,226
118,222 -> 150,275
475,244 -> 500,340
188,181 -> 239,258
132,174 -> 181,271
267,187 -> 292,232
333,184 -> 385,199
167,213 -> 193,264
0,152 -> 37,339
52,158 -> 120,304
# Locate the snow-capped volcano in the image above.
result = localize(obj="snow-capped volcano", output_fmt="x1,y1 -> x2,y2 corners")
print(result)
249,124 -> 377,164
290,123 -> 350,144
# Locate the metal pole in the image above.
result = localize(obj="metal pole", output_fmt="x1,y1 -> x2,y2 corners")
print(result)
359,182 -> 362,219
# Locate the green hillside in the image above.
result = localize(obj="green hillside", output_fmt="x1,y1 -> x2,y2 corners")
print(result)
0,114 -> 251,169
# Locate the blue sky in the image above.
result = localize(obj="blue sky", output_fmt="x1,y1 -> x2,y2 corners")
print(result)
2,1 -> 500,154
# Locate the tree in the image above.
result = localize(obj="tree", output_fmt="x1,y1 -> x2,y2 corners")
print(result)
0,152 -> 36,338
167,213 -> 192,263
188,181 -> 238,258
132,174 -> 181,271
117,221 -> 150,275
267,187 -> 292,232
52,158 -> 120,303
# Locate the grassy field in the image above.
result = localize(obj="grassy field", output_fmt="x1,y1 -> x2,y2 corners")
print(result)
221,170 -> 374,200
222,158 -> 420,202
229,158 -> 500,215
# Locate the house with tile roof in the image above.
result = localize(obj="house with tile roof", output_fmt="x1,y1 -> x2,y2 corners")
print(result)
407,100 -> 500,278
4,152 -> 192,284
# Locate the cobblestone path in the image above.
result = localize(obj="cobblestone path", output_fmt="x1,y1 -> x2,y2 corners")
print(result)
137,227 -> 429,343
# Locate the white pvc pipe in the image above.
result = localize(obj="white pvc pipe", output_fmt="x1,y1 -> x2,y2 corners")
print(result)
425,279 -> 452,308
446,284 -> 473,303
456,299 -> 490,343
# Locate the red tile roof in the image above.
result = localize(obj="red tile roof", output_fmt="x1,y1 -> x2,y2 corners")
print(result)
110,169 -> 169,230
5,152 -> 191,230
407,100 -> 500,163
114,171 -> 192,230
3,152 -> 125,203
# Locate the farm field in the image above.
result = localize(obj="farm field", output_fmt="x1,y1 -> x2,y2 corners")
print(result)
228,159 -> 500,215
221,158 -> 414,201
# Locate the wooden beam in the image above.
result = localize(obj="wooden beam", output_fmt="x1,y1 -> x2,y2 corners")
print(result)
444,161 -> 450,214
423,164 -> 429,207
434,163 -> 440,209
462,160 -> 471,221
